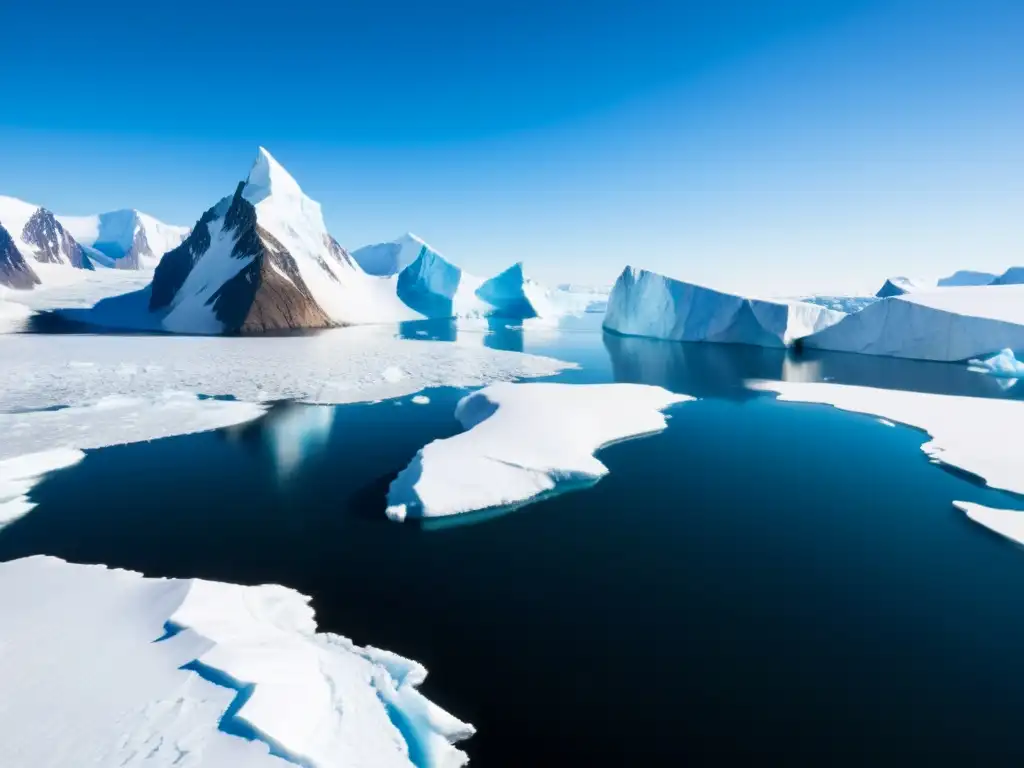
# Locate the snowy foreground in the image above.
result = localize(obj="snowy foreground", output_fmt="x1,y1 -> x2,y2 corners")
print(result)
604,267 -> 844,347
0,556 -> 473,768
386,382 -> 689,521
749,380 -> 1024,544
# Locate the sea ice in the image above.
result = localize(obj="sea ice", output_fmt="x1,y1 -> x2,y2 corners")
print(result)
0,555 -> 473,767
0,329 -> 573,414
953,502 -> 1024,546
604,266 -> 845,348
0,449 -> 85,528
800,284 -> 1024,361
386,382 -> 690,521
749,380 -> 1024,497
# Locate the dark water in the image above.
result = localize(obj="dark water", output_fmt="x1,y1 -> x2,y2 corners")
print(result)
5,319 -> 1024,765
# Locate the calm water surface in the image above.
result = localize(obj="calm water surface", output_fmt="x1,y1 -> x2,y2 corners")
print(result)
4,316 -> 1024,765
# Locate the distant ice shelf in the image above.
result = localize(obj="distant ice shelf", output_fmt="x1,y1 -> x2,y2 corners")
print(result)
386,382 -> 690,521
0,555 -> 473,767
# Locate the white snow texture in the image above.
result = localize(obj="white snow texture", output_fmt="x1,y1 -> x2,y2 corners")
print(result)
386,382 -> 690,520
0,555 -> 473,768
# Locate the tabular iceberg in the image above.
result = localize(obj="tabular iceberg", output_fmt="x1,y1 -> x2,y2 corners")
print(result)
800,285 -> 1024,361
0,555 -> 474,768
386,382 -> 690,521
603,266 -> 844,348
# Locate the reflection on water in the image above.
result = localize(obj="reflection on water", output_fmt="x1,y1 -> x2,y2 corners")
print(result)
222,402 -> 336,480
601,332 -> 1023,400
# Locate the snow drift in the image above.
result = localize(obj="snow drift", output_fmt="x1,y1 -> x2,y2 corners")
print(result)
603,266 -> 845,348
0,555 -> 474,767
800,284 -> 1024,361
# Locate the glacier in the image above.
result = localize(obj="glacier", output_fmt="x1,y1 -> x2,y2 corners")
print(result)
603,266 -> 845,348
0,555 -> 473,768
386,382 -> 690,521
800,284 -> 1024,361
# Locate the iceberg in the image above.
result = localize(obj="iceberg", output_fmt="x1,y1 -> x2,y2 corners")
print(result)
989,267 -> 1024,286
603,266 -> 845,348
351,232 -> 431,276
0,555 -> 473,768
968,348 -> 1024,379
875,276 -> 934,297
386,382 -> 690,521
938,270 -> 997,287
800,285 -> 1024,361
749,380 -> 1024,497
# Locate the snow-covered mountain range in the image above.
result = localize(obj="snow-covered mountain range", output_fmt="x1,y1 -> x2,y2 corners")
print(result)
0,194 -> 188,290
66,148 -> 601,334
60,209 -> 189,270
0,196 -> 94,288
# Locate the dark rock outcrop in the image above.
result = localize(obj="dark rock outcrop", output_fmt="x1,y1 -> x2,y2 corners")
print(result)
150,195 -> 228,310
154,183 -> 335,333
21,208 -> 92,269
0,223 -> 40,289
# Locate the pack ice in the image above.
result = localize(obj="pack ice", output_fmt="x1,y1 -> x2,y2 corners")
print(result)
800,285 -> 1024,361
0,556 -> 473,768
386,382 -> 690,521
603,266 -> 845,347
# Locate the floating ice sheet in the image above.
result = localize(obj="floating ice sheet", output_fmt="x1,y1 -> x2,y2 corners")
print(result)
387,382 -> 690,521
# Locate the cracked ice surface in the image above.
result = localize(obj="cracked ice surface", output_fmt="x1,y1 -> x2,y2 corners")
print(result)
0,328 -> 572,413
0,556 -> 474,768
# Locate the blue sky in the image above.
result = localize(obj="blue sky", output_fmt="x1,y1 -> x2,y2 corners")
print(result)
1,0 -> 1021,295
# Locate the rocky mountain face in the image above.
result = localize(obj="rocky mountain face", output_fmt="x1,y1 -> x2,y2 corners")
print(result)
21,208 -> 92,269
0,223 -> 40,289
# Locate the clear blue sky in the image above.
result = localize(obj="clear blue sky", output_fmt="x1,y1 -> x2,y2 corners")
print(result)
1,0 -> 1021,295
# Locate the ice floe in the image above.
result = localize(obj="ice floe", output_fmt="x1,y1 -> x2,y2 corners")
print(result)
749,380 -> 1024,497
954,502 -> 1024,546
386,382 -> 690,521
968,348 -> 1024,379
604,266 -> 844,348
0,555 -> 473,767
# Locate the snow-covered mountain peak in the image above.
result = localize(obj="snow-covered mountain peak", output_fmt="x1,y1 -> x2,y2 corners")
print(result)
244,147 -> 305,203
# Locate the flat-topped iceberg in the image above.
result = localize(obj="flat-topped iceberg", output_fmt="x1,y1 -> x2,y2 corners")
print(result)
386,382 -> 690,521
0,555 -> 473,767
800,284 -> 1024,361
603,267 -> 844,348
